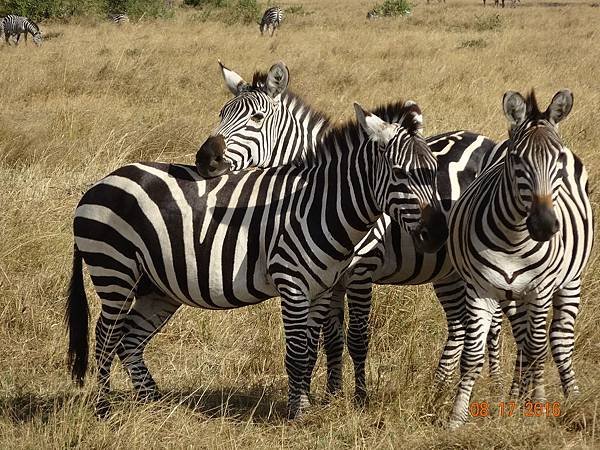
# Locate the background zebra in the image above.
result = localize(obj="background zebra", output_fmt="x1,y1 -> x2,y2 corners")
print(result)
196,62 -> 506,403
1,15 -> 42,45
66,93 -> 446,419
109,13 -> 130,25
447,90 -> 593,428
260,7 -> 283,36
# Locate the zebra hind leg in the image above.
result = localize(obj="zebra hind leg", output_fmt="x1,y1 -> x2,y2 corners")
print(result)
117,292 -> 180,403
550,280 -> 582,398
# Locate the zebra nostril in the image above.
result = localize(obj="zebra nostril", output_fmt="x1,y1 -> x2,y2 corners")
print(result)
420,229 -> 430,242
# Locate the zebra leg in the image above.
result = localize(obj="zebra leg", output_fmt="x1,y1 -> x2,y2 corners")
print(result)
117,293 -> 180,402
303,293 -> 332,405
281,295 -> 311,419
486,304 -> 503,387
94,293 -> 134,418
501,299 -> 529,398
433,273 -> 466,385
346,276 -> 373,405
550,279 -> 581,397
322,282 -> 346,397
449,293 -> 497,429
520,294 -> 552,401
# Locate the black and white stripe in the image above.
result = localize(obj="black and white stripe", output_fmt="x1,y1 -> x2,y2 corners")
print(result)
260,7 -> 283,36
447,90 -> 593,428
1,15 -> 42,45
66,97 -> 446,419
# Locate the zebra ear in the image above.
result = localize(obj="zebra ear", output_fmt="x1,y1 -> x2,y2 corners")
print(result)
546,89 -> 573,126
354,103 -> 396,145
265,62 -> 289,99
219,60 -> 249,96
503,91 -> 527,129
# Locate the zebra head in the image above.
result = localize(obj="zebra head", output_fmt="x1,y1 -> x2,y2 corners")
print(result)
196,61 -> 291,178
32,31 -> 42,45
503,89 -> 573,242
354,102 -> 448,253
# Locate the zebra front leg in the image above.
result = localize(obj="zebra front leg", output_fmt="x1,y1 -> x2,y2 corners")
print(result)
487,304 -> 503,389
501,299 -> 529,398
117,293 -> 180,403
519,294 -> 552,401
433,274 -> 466,385
346,276 -> 373,405
449,293 -> 497,429
280,295 -> 310,419
550,280 -> 581,398
322,282 -> 346,397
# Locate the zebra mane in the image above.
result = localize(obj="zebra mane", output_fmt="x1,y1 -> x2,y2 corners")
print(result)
297,100 -> 424,168
525,90 -> 544,120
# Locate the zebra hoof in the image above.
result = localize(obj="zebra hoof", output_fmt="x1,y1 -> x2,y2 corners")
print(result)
353,388 -> 369,408
95,398 -> 111,419
136,389 -> 161,403
447,418 -> 465,430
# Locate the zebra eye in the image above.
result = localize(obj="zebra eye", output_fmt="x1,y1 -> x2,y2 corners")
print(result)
250,113 -> 265,123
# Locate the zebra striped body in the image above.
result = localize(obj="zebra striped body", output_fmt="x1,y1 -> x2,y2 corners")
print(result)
260,7 -> 283,36
1,15 -> 42,45
447,90 -> 593,427
109,14 -> 129,25
67,99 -> 446,419
196,62 -> 506,402
366,9 -> 380,19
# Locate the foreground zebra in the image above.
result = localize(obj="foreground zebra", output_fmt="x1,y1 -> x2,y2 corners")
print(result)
66,90 -> 446,418
1,15 -> 42,45
447,90 -> 593,427
260,7 -> 283,36
197,61 -> 505,402
109,13 -> 129,25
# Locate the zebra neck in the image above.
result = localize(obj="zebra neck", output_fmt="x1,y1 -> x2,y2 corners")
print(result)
300,131 -> 381,250
487,161 -> 530,241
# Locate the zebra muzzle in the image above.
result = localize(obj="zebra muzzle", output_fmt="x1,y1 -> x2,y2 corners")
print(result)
195,135 -> 231,178
526,196 -> 560,241
411,205 -> 448,253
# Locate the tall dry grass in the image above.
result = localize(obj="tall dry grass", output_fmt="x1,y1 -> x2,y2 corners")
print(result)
1,1 -> 599,448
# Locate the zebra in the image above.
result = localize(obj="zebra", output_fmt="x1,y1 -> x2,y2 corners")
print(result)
109,13 -> 130,25
1,15 -> 42,46
366,9 -> 380,19
66,90 -> 447,419
196,61 -> 330,178
447,89 -> 593,428
260,7 -> 283,36
196,62 -> 507,403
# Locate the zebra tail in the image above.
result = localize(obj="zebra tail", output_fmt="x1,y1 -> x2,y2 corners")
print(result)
65,243 -> 89,386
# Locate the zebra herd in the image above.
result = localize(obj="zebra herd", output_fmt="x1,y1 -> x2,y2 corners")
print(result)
65,61 -> 593,428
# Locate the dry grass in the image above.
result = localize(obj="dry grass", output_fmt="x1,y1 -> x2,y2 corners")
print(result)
1,0 -> 600,448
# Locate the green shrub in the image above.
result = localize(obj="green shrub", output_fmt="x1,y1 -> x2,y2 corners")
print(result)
183,0 -> 229,7
371,0 -> 412,17
0,0 -> 103,19
228,0 -> 259,24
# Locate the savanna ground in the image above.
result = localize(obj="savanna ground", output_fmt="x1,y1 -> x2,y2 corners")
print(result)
1,0 -> 600,447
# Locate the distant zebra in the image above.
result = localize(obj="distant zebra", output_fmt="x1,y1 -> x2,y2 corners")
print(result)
1,15 -> 42,46
109,13 -> 130,25
447,90 -> 593,428
366,9 -> 380,19
66,84 -> 446,418
260,7 -> 283,36
196,62 -> 506,403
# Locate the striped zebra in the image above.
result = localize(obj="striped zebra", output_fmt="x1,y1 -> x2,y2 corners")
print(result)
1,15 -> 42,46
109,13 -> 130,25
447,90 -> 593,428
196,62 -> 508,403
366,9 -> 380,19
196,61 -> 329,178
260,7 -> 283,36
66,91 -> 446,419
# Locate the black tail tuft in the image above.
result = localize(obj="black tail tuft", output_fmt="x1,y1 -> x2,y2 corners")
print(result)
65,244 -> 89,386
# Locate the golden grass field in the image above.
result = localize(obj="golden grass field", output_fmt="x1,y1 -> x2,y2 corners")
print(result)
1,0 -> 600,447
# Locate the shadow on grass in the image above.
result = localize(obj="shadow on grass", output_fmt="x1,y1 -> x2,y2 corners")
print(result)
160,385 -> 288,423
0,391 -> 82,423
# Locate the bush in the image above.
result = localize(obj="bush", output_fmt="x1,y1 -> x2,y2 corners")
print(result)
183,0 -> 229,7
0,0 -> 171,19
184,0 -> 259,25
228,0 -> 259,24
371,0 -> 412,17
